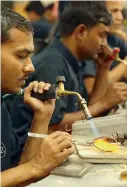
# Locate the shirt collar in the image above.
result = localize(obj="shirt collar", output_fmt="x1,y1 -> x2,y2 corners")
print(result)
51,39 -> 81,73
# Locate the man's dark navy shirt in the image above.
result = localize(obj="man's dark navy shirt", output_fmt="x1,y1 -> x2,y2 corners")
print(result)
84,33 -> 127,77
1,100 -> 21,171
10,39 -> 88,147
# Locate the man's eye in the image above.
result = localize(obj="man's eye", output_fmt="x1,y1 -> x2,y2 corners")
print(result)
17,55 -> 26,59
99,33 -> 107,38
112,9 -> 119,13
99,34 -> 105,38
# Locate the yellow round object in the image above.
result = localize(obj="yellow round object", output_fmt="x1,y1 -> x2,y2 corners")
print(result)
93,136 -> 118,152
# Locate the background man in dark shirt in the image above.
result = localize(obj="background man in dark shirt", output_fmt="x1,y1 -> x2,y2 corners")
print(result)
25,1 -> 56,38
25,1 -> 54,55
1,6 -> 74,186
10,1 -> 127,136
84,0 -> 127,95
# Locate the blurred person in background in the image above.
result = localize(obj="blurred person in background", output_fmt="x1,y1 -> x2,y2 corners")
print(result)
106,0 -> 127,42
25,1 -> 58,54
25,1 -> 45,22
25,1 -> 57,24
122,7 -> 127,32
25,1 -> 53,37
84,0 -> 127,96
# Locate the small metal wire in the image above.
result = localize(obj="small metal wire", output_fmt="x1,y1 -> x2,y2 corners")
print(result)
65,124 -> 72,132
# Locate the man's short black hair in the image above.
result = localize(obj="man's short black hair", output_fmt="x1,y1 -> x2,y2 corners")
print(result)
59,1 -> 112,37
1,6 -> 33,43
25,1 -> 45,16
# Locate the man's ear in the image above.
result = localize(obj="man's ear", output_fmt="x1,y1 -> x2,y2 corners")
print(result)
74,24 -> 88,40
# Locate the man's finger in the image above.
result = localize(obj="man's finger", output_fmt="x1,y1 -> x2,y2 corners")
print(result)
43,83 -> 51,91
55,135 -> 72,144
32,81 -> 40,93
24,82 -> 35,97
59,139 -> 73,151
38,82 -> 45,93
47,131 -> 71,140
57,146 -> 75,158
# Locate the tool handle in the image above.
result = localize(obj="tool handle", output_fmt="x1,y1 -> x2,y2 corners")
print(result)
31,85 -> 56,101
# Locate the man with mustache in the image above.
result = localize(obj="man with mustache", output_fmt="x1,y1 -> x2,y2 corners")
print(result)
1,6 -> 74,186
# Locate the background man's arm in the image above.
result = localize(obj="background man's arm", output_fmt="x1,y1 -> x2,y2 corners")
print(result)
84,60 -> 127,96
51,81 -> 127,132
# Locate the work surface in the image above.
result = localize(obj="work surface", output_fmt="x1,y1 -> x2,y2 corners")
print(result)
29,114 -> 127,187
28,144 -> 127,187
28,164 -> 127,187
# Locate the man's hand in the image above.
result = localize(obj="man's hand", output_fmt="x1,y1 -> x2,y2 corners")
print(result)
123,57 -> 127,81
31,131 -> 74,178
123,69 -> 127,81
101,82 -> 127,109
96,45 -> 117,69
24,81 -> 55,115
19,81 -> 56,164
1,132 -> 74,187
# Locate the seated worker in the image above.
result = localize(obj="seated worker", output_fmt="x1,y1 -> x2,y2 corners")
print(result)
10,1 -> 127,138
25,1 -> 56,39
84,0 -> 127,95
1,6 -> 74,186
25,1 -> 57,55
106,0 -> 127,42
25,1 -> 44,22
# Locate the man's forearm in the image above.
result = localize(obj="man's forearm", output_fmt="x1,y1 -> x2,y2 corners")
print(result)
109,63 -> 127,82
1,162 -> 37,187
20,112 -> 51,164
51,100 -> 110,131
89,65 -> 109,104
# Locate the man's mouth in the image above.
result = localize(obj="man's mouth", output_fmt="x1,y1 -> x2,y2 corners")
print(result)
19,76 -> 29,81
97,48 -> 102,54
97,47 -> 104,57
113,23 -> 123,28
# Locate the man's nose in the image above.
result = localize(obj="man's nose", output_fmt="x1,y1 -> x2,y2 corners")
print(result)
117,11 -> 124,22
102,38 -> 108,46
23,59 -> 35,73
